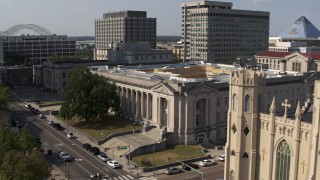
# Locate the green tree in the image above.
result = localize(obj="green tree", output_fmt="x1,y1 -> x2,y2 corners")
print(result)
0,84 -> 10,106
0,150 -> 49,180
60,66 -> 120,122
0,123 -> 49,180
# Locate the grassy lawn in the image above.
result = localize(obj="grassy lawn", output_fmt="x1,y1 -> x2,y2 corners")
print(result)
131,145 -> 203,167
57,115 -> 141,140
39,101 -> 63,105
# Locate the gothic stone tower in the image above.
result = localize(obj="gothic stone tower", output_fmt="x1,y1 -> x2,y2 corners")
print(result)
224,68 -> 266,180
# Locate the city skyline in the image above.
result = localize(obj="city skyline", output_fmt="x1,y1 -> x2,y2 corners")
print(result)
0,0 -> 319,36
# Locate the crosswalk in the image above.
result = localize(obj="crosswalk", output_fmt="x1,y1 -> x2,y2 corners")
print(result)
107,175 -> 157,180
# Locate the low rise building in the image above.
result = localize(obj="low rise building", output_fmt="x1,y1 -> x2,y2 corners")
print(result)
255,50 -> 320,72
105,42 -> 173,64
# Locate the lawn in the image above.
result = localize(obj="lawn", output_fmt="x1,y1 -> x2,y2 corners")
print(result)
57,115 -> 141,140
131,145 -> 203,166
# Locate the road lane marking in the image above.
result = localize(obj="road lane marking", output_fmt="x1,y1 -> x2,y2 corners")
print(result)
14,103 -> 125,178
75,161 -> 92,175
126,175 -> 134,179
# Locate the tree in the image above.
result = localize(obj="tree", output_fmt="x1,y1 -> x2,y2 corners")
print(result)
60,66 -> 120,122
0,84 -> 10,106
0,123 -> 49,180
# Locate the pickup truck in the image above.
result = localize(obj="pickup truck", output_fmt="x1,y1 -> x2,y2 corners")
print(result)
58,151 -> 72,161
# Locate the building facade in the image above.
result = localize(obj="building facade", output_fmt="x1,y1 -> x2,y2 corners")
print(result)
224,68 -> 320,180
95,11 -> 156,60
181,1 -> 269,63
94,62 -> 317,146
255,50 -> 320,72
1,35 -> 76,63
41,60 -> 110,92
0,39 -> 3,65
106,42 -> 173,64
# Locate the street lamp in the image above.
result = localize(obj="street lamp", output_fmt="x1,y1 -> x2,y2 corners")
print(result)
133,122 -> 136,133
152,141 -> 161,175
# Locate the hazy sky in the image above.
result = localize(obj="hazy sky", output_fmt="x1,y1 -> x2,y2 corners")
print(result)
0,0 -> 319,36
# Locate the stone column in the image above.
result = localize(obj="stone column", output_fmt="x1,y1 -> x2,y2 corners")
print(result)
126,88 -> 130,112
122,88 -> 126,111
141,92 -> 145,118
205,98 -> 209,126
136,91 -> 140,118
146,93 -> 150,120
131,90 -> 135,114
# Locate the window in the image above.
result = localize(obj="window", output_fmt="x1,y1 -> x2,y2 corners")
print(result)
231,124 -> 237,133
231,150 -> 235,156
216,113 -> 220,123
62,73 -> 66,79
242,152 -> 249,158
196,115 -> 199,126
244,125 -> 250,135
276,140 -> 291,180
216,98 -> 220,107
216,130 -> 220,138
244,95 -> 250,112
233,94 -> 238,111
224,97 -> 228,105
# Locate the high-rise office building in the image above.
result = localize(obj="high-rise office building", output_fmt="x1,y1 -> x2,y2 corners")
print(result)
181,1 -> 270,63
95,11 -> 156,60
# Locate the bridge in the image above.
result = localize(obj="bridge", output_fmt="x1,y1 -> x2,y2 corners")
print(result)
0,24 -> 53,36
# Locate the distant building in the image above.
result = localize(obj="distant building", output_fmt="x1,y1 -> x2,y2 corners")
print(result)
95,11 -> 156,60
106,42 -> 173,64
268,37 -> 320,53
255,50 -> 320,72
1,35 -> 76,63
0,39 -> 3,64
173,41 -> 183,62
181,1 -> 269,63
0,66 -> 33,87
41,60 -> 110,92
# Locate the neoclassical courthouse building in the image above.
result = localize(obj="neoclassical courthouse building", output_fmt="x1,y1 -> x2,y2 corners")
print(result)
224,68 -> 320,180
94,61 -> 318,147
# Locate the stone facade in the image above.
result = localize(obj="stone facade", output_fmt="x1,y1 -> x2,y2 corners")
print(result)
225,68 -> 320,180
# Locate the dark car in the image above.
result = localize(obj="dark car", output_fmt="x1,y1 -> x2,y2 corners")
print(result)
31,108 -> 40,115
89,147 -> 100,155
82,143 -> 92,150
53,123 -> 63,130
182,163 -> 199,171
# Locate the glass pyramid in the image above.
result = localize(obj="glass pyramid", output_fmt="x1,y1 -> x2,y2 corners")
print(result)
279,16 -> 320,39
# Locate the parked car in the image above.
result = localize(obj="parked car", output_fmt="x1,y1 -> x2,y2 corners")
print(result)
89,147 -> 100,155
182,163 -> 199,171
199,159 -> 216,167
24,104 -> 32,109
165,167 -> 182,175
31,108 -> 40,115
47,120 -> 54,126
39,113 -> 45,119
67,133 -> 75,139
58,151 -> 72,161
97,153 -> 110,162
53,123 -> 63,130
82,143 -> 92,151
219,155 -> 225,162
107,160 -> 120,168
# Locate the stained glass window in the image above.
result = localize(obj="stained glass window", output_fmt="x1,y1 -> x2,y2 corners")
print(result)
276,140 -> 291,180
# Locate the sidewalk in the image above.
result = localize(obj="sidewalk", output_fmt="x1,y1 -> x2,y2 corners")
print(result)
36,104 -> 225,178
47,165 -> 67,180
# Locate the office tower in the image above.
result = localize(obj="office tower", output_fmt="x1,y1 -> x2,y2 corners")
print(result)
181,1 -> 269,63
95,11 -> 156,60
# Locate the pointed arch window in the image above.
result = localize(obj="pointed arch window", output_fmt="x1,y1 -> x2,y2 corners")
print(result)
276,140 -> 291,180
233,94 -> 238,111
230,170 -> 235,180
244,95 -> 250,112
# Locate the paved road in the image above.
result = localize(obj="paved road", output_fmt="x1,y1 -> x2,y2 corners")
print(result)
154,162 -> 224,180
12,102 -> 137,180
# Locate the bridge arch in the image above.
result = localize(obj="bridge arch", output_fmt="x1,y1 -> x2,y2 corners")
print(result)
0,24 -> 53,36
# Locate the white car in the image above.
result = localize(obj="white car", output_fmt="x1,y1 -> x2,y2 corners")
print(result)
97,153 -> 110,162
107,160 -> 120,168
165,167 -> 182,175
58,151 -> 72,161
199,159 -> 216,167
67,133 -> 75,139
219,155 -> 225,162
47,120 -> 54,125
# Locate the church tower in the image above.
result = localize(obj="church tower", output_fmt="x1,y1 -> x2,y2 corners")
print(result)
224,68 -> 266,180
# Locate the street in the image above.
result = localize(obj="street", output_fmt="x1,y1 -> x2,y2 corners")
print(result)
12,102 -> 136,180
